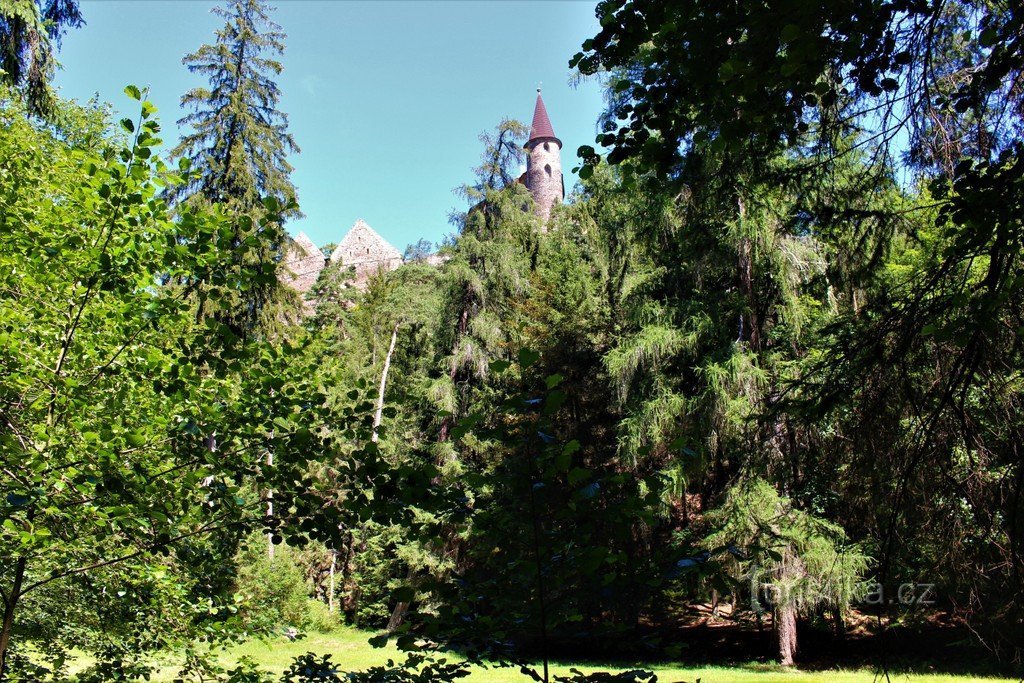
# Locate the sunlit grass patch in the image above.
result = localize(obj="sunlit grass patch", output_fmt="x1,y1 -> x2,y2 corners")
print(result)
122,627 -> 1016,683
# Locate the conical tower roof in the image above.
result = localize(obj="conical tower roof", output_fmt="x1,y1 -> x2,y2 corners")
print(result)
527,89 -> 560,148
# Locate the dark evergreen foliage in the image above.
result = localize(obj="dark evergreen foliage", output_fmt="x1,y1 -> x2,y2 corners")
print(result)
0,0 -> 84,115
171,0 -> 298,214
170,0 -> 302,336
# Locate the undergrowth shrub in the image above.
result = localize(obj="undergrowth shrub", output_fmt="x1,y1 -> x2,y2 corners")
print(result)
235,536 -> 314,634
282,652 -> 471,683
303,599 -> 339,633
344,523 -> 406,628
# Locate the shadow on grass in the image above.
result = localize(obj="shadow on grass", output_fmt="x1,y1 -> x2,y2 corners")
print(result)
435,618 -> 1018,681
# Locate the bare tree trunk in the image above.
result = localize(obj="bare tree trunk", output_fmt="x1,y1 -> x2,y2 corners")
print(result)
776,602 -> 798,666
373,323 -> 399,443
386,567 -> 416,632
0,556 -> 26,680
341,532 -> 357,618
343,530 -> 364,623
386,598 -> 411,633
736,196 -> 760,350
267,450 -> 274,560
831,606 -> 846,640
328,551 -> 336,613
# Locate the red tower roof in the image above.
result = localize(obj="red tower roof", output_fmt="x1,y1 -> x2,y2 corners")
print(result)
527,90 -> 560,148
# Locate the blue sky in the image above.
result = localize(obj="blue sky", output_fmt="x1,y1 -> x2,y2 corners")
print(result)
53,1 -> 606,252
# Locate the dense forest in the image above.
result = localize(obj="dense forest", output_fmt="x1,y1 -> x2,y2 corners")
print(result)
1,0 -> 1022,681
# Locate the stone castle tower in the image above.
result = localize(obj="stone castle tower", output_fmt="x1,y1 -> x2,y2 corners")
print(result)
280,91 -> 565,310
523,89 -> 564,222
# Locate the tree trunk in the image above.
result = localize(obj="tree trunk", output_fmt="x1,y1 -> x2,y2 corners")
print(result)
341,532 -> 358,619
736,196 -> 761,351
328,551 -> 336,613
267,450 -> 274,560
386,599 -> 410,633
776,602 -> 798,666
0,556 -> 27,680
386,567 -> 416,632
831,606 -> 846,640
373,323 -> 399,443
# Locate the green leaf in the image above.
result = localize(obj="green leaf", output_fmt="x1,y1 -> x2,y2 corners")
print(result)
489,359 -> 511,374
780,60 -> 801,77
6,493 -> 30,507
979,26 -> 998,48
124,84 -> 142,101
520,666 -> 544,682
781,23 -> 801,42
568,467 -> 589,485
518,348 -> 540,369
392,586 -> 416,603
554,452 -> 571,472
543,389 -> 566,415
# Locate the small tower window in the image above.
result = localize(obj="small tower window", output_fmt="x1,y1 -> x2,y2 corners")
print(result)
543,142 -> 550,151
544,164 -> 552,178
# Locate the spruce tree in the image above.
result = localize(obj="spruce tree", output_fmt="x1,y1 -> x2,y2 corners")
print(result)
171,0 -> 300,334
172,0 -> 298,213
0,0 -> 84,116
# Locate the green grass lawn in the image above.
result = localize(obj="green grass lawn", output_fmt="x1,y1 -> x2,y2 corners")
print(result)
129,627 -> 1015,683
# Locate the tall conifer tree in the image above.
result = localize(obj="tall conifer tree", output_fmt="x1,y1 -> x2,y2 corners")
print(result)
171,0 -> 300,334
0,0 -> 84,116
172,0 -> 298,213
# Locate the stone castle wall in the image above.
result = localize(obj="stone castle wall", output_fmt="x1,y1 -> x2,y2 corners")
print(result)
329,219 -> 403,287
281,231 -> 325,294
